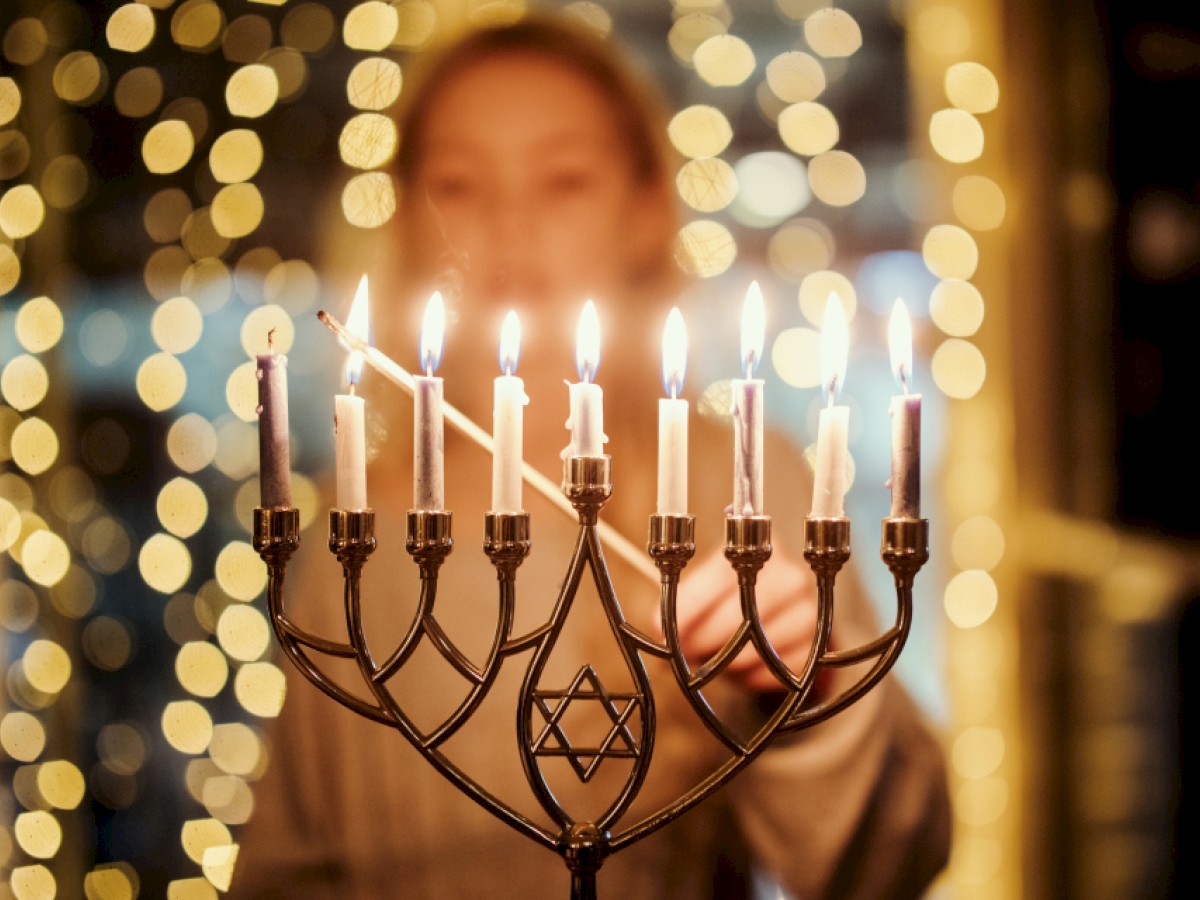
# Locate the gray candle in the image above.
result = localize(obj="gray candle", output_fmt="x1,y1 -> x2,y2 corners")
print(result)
256,337 -> 292,508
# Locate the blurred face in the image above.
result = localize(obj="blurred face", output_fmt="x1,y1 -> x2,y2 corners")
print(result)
409,52 -> 663,314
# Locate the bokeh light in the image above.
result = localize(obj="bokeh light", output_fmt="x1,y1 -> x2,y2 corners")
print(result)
930,279 -> 985,337
14,811 -> 62,859
347,57 -> 403,110
162,701 -> 214,755
808,150 -> 866,207
944,569 -> 999,628
930,108 -> 985,163
142,120 -> 195,175
952,174 -> 1006,231
175,642 -> 229,699
341,171 -> 397,228
167,413 -> 219,473
209,129 -> 263,183
804,8 -> 862,58
693,34 -> 755,87
777,102 -> 838,157
923,224 -> 979,280
234,663 -> 286,718
20,531 -> 71,587
139,533 -> 193,594
676,158 -> 738,213
106,3 -> 156,53
214,541 -> 267,601
225,64 -> 279,118
1,355 -> 50,411
0,184 -> 46,239
158,477 -> 209,538
22,640 -> 72,694
216,604 -> 271,662
210,182 -> 264,238
152,297 -> 205,354
344,1 -> 399,51
136,352 -> 189,412
766,51 -> 825,102
797,270 -> 857,325
674,219 -> 737,278
668,105 -> 733,158
945,62 -> 1000,114
771,327 -> 822,388
1,711 -> 46,762
932,338 -> 988,399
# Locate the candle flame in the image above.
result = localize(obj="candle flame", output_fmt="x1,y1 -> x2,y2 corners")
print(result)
661,306 -> 687,398
740,281 -> 765,377
575,299 -> 601,382
499,310 -> 521,376
343,275 -> 370,387
820,292 -> 849,404
420,290 -> 446,374
888,298 -> 913,392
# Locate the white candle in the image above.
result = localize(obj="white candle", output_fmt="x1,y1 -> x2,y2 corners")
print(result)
731,282 -> 765,517
811,293 -> 850,518
334,276 -> 370,510
492,310 -> 527,513
888,299 -> 921,518
256,334 -> 292,508
415,291 -> 446,510
563,300 -> 606,458
658,307 -> 689,515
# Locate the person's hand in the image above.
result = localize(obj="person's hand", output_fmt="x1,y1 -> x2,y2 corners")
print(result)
671,549 -> 819,694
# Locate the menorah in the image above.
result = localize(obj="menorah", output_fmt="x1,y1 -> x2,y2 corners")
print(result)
252,457 -> 927,899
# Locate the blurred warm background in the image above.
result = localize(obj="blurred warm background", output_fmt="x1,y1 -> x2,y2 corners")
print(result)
1,0 -> 1196,897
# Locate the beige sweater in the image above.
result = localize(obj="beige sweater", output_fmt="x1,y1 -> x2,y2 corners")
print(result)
233,412 -> 950,899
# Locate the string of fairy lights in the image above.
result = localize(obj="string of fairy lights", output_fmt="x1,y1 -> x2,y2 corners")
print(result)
1,0 -> 1011,896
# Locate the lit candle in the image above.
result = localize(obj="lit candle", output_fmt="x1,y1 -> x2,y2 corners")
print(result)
563,300 -> 606,458
492,310 -> 528,513
256,330 -> 292,508
414,291 -> 446,510
335,275 -> 369,510
888,299 -> 922,518
731,282 -> 765,517
658,307 -> 689,515
811,293 -> 849,518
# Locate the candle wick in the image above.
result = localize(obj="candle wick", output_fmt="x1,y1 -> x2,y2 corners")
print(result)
348,382 -> 357,397
267,328 -> 275,352
827,378 -> 836,408
670,380 -> 678,401
504,362 -> 513,378
901,366 -> 911,396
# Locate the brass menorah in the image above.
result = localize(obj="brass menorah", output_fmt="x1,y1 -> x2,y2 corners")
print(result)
253,452 -> 927,899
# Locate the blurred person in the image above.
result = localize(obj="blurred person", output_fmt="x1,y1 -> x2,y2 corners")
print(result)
234,15 -> 949,899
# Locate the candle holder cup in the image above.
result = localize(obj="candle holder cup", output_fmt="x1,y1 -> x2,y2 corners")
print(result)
254,458 -> 928,899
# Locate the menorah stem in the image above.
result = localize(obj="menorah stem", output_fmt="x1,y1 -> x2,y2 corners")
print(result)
560,823 -> 607,900
570,872 -> 598,900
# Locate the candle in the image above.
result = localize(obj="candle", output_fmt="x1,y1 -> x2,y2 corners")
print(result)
563,300 -> 606,458
731,282 -> 765,517
811,293 -> 849,518
414,291 -> 446,510
888,299 -> 922,518
335,276 -> 370,510
256,331 -> 292,508
492,310 -> 528,513
658,307 -> 689,515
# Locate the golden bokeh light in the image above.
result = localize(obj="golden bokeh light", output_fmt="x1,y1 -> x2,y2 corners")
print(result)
1,355 -> 49,411
215,541 -> 267,601
4,18 -> 49,67
49,564 -> 97,619
181,819 -> 232,866
808,150 -> 867,207
171,0 -> 225,53
20,530 -> 70,587
22,640 -> 72,694
143,188 -> 190,243
668,105 -> 733,159
923,224 -> 979,280
11,298 -> 59,354
951,515 -> 1005,572
203,773 -> 254,824
0,711 -> 46,762
14,811 -> 61,859
167,413 -> 219,473
0,129 -> 31,180
953,725 -> 1006,780
798,270 -> 857,325
234,662 -> 287,717
766,51 -> 825,103
944,457 -> 1001,517
176,641 -> 230,698
143,245 -> 190,301
213,418 -> 257,480
344,1 -> 399,51
281,3 -> 337,54
225,361 -> 260,422
209,129 -> 263,184
932,338 -> 987,399
956,777 -> 1009,827
82,615 -> 134,671
768,218 -> 834,283
41,154 -> 91,210
9,864 -> 56,899
49,466 -> 97,523
139,532 -> 192,594
37,760 -> 86,810
98,722 -> 148,775
181,209 -> 230,261
945,61 -> 999,113
53,51 -> 108,106
167,878 -> 219,900
201,844 -> 240,892
392,0 -> 438,48
142,120 -> 195,175
930,108 -> 985,163
0,184 -> 46,239
115,66 -> 164,118
777,102 -> 838,157
347,57 -> 403,111
675,157 -> 738,213
163,96 -> 213,147
263,46 -> 309,102
136,352 -> 188,412
0,76 -> 21,125
158,477 -> 209,538
264,257 -> 320,313
339,112 -> 399,170
914,4 -> 973,57
944,569 -> 999,628
1,499 -> 24,551
81,516 -> 133,575
674,219 -> 737,278
235,472 -> 320,531
693,34 -> 755,87
0,243 -> 21,295
182,257 -> 234,312
106,3 -> 156,53
804,8 -> 862,58
341,171 -> 397,228
668,13 -> 726,67
151,296 -> 204,354
221,14 -> 271,64
929,279 -> 985,337
83,866 -> 135,900
771,327 -> 822,388
952,174 -> 1006,231
562,1 -> 612,36
211,183 -> 264,238
225,64 -> 279,118
162,700 -> 214,755
208,723 -> 262,776
217,604 -> 271,662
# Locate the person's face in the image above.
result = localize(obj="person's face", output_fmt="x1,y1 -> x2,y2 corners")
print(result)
410,52 -> 664,316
